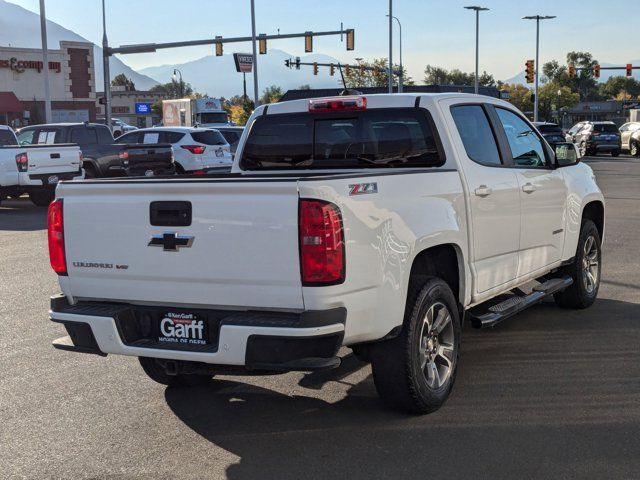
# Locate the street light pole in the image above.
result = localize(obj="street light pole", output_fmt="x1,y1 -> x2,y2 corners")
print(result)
250,0 -> 260,106
464,6 -> 489,95
39,0 -> 51,123
388,0 -> 393,93
172,68 -> 183,98
102,0 -> 112,128
523,15 -> 555,122
386,15 -> 403,93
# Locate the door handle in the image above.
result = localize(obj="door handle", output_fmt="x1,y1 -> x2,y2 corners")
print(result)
474,185 -> 492,197
522,183 -> 536,194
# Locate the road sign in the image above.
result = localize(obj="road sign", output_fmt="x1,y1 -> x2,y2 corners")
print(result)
135,102 -> 151,114
233,53 -> 254,73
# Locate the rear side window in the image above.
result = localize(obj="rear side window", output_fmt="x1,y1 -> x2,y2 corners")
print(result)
191,130 -> 226,145
70,127 -> 98,145
17,129 -> 35,145
0,129 -> 16,146
451,105 -> 501,166
162,132 -> 186,143
240,108 -> 444,170
220,130 -> 241,144
35,129 -> 59,144
97,126 -> 114,144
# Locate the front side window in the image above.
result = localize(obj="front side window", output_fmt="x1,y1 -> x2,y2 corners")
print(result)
450,105 -> 501,166
496,108 -> 548,168
241,108 -> 443,170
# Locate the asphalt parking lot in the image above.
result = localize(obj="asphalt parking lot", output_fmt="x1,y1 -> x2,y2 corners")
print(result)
1,155 -> 639,480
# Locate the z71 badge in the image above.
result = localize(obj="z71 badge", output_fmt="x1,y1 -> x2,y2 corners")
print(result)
348,182 -> 378,196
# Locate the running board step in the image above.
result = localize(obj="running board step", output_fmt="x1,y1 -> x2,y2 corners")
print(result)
469,276 -> 573,329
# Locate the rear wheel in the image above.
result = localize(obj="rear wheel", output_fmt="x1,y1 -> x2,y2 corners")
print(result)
631,141 -> 639,157
83,163 -> 98,179
370,277 -> 461,414
29,189 -> 55,207
138,357 -> 212,387
554,219 -> 601,309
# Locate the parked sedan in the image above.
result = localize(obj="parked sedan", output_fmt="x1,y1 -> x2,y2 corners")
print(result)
619,122 -> 640,157
533,122 -> 565,147
115,127 -> 232,173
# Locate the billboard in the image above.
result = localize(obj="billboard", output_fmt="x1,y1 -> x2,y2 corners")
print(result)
233,53 -> 253,73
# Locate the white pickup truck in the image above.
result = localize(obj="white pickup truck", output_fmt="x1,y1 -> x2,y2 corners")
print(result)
48,93 -> 604,414
0,125 -> 83,206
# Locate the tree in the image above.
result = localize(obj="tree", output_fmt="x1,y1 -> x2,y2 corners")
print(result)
501,83 -> 534,114
542,52 -> 602,101
111,73 -> 135,91
297,84 -> 311,90
424,65 -> 496,87
538,83 -> 580,121
223,96 -> 254,125
599,76 -> 640,100
343,58 -> 413,88
149,80 -> 194,99
260,85 -> 284,104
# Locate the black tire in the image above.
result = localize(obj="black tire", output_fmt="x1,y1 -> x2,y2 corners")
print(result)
630,141 -> 639,157
83,163 -> 98,179
611,149 -> 620,157
138,357 -> 212,387
370,277 -> 461,414
554,220 -> 601,309
29,189 -> 55,207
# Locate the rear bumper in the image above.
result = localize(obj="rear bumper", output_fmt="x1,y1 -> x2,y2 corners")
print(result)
49,295 -> 345,371
20,170 -> 84,187
588,142 -> 620,152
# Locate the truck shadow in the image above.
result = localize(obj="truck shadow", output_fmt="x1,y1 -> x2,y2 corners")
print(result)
164,297 -> 640,480
0,198 -> 47,231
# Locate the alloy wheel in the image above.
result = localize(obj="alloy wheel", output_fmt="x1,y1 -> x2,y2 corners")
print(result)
418,302 -> 455,390
582,235 -> 600,294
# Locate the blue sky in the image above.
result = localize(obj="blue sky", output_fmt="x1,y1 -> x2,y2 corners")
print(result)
9,0 -> 640,81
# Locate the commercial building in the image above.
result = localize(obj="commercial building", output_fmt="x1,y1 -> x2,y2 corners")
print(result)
0,41 -> 96,127
561,100 -> 640,128
96,87 -> 166,128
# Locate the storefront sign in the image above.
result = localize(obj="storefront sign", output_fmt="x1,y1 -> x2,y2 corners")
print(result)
233,53 -> 253,73
135,102 -> 151,114
0,57 -> 61,73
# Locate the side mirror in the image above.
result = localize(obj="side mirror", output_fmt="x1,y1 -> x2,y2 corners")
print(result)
554,142 -> 580,167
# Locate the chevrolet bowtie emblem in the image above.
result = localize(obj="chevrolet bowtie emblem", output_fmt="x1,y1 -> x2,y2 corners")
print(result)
148,232 -> 194,252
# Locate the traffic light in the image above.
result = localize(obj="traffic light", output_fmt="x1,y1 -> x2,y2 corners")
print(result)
627,63 -> 633,76
568,63 -> 576,78
258,34 -> 267,54
295,57 -> 301,70
305,32 -> 313,53
594,64 -> 600,78
329,63 -> 335,76
284,59 -> 291,68
313,62 -> 318,75
215,36 -> 223,56
346,29 -> 355,51
525,59 -> 535,84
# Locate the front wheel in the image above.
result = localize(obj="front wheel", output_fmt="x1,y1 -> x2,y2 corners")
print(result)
554,219 -> 601,309
29,189 -> 55,207
370,277 -> 461,414
630,141 -> 639,157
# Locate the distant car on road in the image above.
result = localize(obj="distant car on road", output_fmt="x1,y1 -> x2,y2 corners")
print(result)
533,122 -> 565,147
213,126 -> 244,154
619,122 -> 640,157
115,127 -> 232,174
97,117 -> 137,138
566,121 -> 621,157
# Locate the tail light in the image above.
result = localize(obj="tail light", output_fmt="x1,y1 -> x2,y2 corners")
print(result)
181,145 -> 206,154
309,96 -> 366,113
15,152 -> 28,172
299,199 -> 345,285
118,150 -> 129,160
192,169 -> 206,175
47,199 -> 67,275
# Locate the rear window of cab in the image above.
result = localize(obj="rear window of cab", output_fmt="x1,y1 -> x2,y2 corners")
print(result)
240,108 -> 445,170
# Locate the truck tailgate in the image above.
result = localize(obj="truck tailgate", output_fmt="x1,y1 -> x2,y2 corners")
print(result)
60,179 -> 304,310
23,145 -> 81,175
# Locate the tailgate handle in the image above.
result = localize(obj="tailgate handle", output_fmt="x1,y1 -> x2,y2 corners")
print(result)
150,201 -> 192,226
50,153 -> 61,159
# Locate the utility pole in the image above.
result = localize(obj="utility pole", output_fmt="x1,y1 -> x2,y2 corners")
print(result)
102,0 -> 112,128
250,0 -> 259,106
464,6 -> 489,95
523,15 -> 555,122
39,0 -> 51,123
388,0 -> 393,93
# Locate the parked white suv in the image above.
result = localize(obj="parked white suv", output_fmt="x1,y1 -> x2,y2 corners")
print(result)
115,127 -> 232,173
47,93 -> 604,414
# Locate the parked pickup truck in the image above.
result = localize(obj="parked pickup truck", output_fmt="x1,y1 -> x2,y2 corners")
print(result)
17,123 -> 175,178
47,94 -> 605,414
0,125 -> 83,206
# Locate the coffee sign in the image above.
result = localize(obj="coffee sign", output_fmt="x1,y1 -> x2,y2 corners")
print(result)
0,57 -> 61,74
